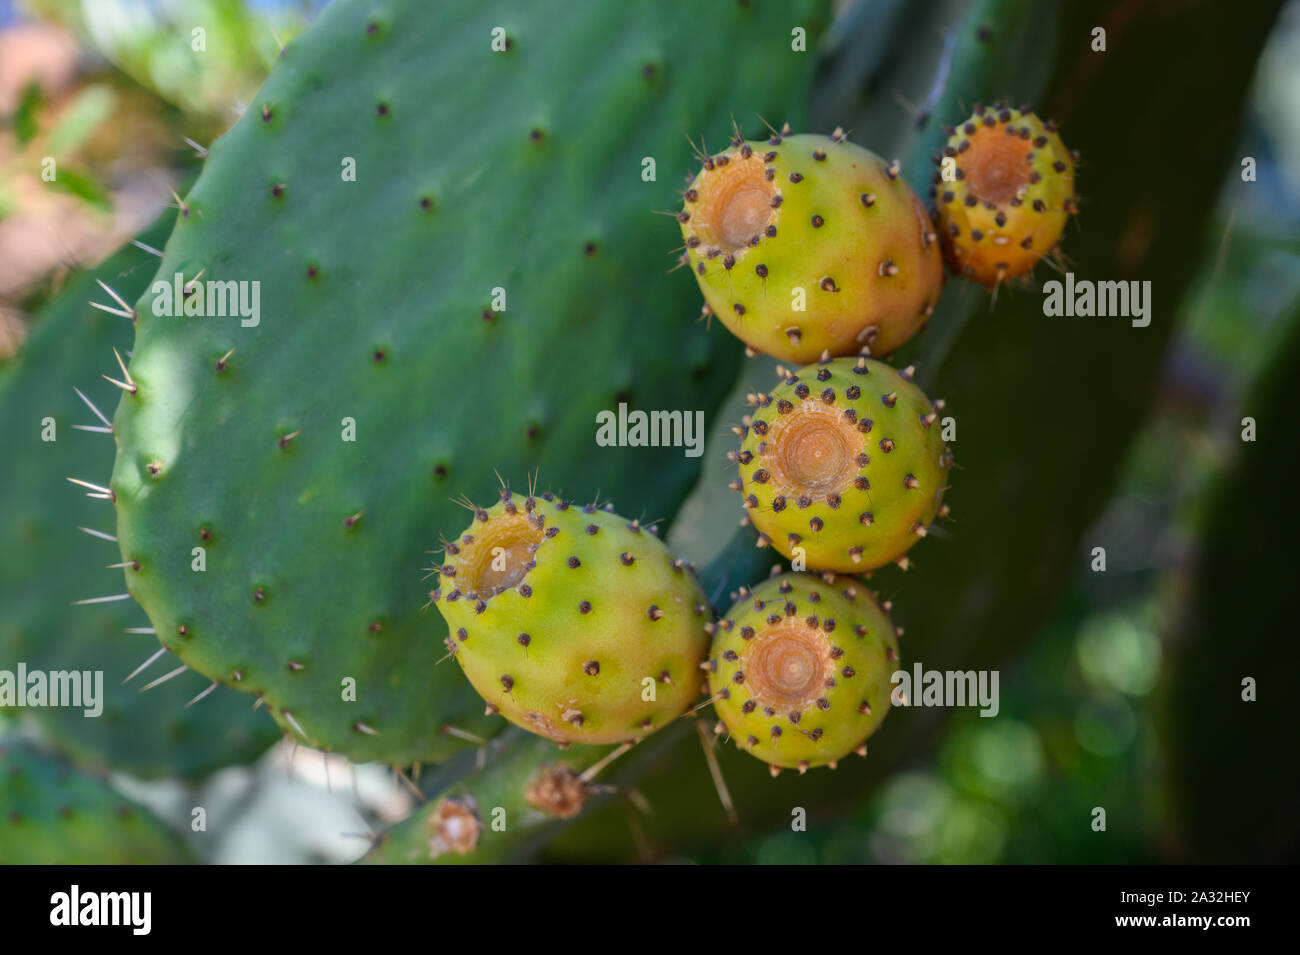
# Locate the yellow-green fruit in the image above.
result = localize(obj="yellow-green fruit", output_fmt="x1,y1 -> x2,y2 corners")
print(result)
735,355 -> 952,572
679,131 -> 943,363
934,103 -> 1077,285
708,572 -> 900,773
431,490 -> 711,744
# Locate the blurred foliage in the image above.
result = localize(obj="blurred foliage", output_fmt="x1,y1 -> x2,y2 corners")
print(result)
1,0 -> 316,320
19,0 -> 313,124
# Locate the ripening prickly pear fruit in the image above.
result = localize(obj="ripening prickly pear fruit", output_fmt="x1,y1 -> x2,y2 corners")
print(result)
933,103 -> 1077,286
431,489 -> 712,744
707,572 -> 899,773
679,129 -> 943,363
733,354 -> 952,572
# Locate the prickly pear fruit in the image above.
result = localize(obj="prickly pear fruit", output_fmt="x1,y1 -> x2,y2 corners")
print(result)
933,103 -> 1077,285
432,490 -> 712,744
734,355 -> 951,572
679,131 -> 943,363
707,572 -> 899,773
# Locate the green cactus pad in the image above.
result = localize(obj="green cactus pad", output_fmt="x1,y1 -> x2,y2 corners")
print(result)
0,226 -> 279,779
707,572 -> 899,773
109,0 -> 829,765
935,104 -> 1076,285
680,133 -> 943,363
434,490 -> 711,744
0,737 -> 195,863
735,355 -> 951,572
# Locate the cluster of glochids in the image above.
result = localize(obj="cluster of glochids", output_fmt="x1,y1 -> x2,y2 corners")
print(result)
677,107 -> 1076,362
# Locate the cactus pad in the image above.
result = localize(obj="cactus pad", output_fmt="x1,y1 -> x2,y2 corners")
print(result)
0,737 -> 195,863
0,228 -> 278,779
107,0 -> 829,764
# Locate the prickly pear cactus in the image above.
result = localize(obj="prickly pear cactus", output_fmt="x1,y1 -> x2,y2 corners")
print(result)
934,104 -> 1076,285
0,224 -> 279,779
680,132 -> 943,363
434,490 -> 711,743
107,0 -> 830,765
706,572 -> 899,773
0,737 -> 195,863
365,729 -> 613,864
734,355 -> 951,572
